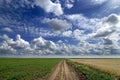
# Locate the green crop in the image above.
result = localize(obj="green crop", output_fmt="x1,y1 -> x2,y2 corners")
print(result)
0,58 -> 61,80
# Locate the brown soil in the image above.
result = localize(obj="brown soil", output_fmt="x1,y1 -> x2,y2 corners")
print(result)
46,60 -> 87,80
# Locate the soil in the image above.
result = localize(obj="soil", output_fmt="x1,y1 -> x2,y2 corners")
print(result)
46,60 -> 87,80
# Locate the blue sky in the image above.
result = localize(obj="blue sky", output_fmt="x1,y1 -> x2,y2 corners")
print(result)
0,0 -> 120,56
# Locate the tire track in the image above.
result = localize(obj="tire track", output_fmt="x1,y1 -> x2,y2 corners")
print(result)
47,60 -> 86,80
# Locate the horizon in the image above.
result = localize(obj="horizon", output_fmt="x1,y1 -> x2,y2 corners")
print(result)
1,55 -> 120,58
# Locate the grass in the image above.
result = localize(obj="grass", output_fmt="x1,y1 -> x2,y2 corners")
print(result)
70,59 -> 120,79
67,60 -> 116,80
0,58 -> 61,80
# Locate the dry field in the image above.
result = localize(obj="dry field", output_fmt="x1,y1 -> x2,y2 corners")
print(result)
70,59 -> 120,77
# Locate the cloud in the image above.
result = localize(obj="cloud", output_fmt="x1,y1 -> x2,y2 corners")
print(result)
32,37 -> 46,47
1,27 -> 13,33
43,18 -> 72,31
62,30 -> 72,37
103,38 -> 113,45
104,14 -> 119,25
64,0 -> 74,9
0,41 -> 16,55
65,3 -> 73,9
73,29 -> 84,40
66,14 -> 101,31
32,37 -> 57,50
91,0 -> 107,5
1,34 -> 30,50
62,29 -> 88,41
93,14 -> 120,38
65,13 -> 120,55
93,25 -> 116,37
34,0 -> 63,16
0,34 -> 120,56
14,34 -> 30,49
0,34 -> 11,41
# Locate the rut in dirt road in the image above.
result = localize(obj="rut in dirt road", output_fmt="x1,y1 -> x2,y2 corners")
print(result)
47,60 -> 86,80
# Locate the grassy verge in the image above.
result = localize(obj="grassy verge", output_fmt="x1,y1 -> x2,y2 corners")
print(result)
0,58 -> 61,80
67,60 -> 117,80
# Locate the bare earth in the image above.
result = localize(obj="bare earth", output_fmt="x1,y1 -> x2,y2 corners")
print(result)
47,60 -> 86,80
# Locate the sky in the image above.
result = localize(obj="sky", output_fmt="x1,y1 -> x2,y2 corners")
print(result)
0,0 -> 120,57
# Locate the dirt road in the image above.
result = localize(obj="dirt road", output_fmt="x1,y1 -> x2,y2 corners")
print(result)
47,60 -> 86,80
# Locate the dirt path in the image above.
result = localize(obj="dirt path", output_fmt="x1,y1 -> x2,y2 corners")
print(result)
47,60 -> 86,80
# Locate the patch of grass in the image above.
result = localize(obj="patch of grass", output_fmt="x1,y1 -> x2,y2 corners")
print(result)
0,58 -> 61,80
67,60 -> 116,80
70,58 -> 120,78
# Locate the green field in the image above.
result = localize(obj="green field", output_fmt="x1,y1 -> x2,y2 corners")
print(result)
0,58 -> 61,80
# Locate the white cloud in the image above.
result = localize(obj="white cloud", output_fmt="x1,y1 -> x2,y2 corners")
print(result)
93,24 -> 116,37
73,29 -> 84,40
66,14 -> 101,31
0,34 -> 120,55
1,27 -> 13,33
32,37 -> 46,48
104,14 -> 119,25
0,0 -> 63,16
65,13 -> 120,55
0,41 -> 16,55
64,0 -> 75,9
65,3 -> 73,9
62,30 -> 72,37
34,0 -> 63,16
102,38 -> 113,45
87,14 -> 120,54
66,14 -> 120,44
1,13 -> 120,56
31,36 -> 59,55
93,14 -> 120,38
15,34 -> 30,49
107,0 -> 120,9
91,0 -> 107,5
43,18 -> 72,31
0,34 -> 30,50
62,29 -> 88,42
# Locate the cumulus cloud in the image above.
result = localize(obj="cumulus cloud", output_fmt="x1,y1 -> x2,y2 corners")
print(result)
64,0 -> 74,9
93,14 -> 120,38
104,14 -> 119,25
0,34 -> 120,56
62,30 -> 72,37
34,0 -> 63,16
66,14 -> 101,31
0,34 -> 30,50
14,34 -> 30,49
0,41 -> 16,55
1,27 -> 13,33
0,13 -> 120,56
43,18 -> 72,31
0,34 -> 86,55
65,3 -> 73,9
102,38 -> 113,45
65,13 -> 120,55
73,29 -> 84,40
62,29 -> 88,42
93,25 -> 116,37
32,37 -> 46,47
32,37 -> 57,50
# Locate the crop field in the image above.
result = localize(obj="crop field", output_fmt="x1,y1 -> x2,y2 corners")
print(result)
70,58 -> 120,79
0,58 -> 61,80
0,58 -> 119,80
